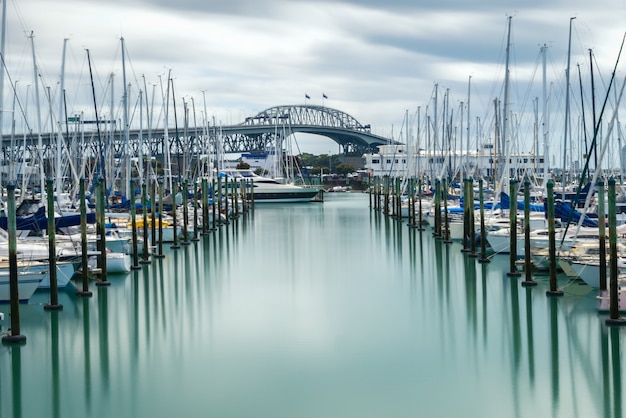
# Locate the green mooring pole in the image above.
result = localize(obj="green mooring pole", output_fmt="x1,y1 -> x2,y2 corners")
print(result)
546,180 -> 563,297
151,180 -> 157,252
155,181 -> 165,259
417,177 -> 425,231
201,178 -> 209,235
508,179 -> 521,277
45,178 -> 62,310
171,181 -> 180,249
181,180 -> 190,246
434,179 -> 441,238
478,179 -> 490,264
76,178 -> 92,297
140,183 -> 151,264
192,181 -> 200,241
522,178 -> 537,287
462,178 -> 470,252
96,178 -> 109,286
468,177 -> 477,257
211,179 -> 217,230
130,180 -> 141,270
443,178 -> 452,244
606,177 -> 626,325
2,183 -> 26,344
598,180 -> 607,291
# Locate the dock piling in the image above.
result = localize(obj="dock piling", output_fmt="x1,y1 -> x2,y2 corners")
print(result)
546,180 -> 563,297
521,178 -> 537,287
507,179 -> 521,277
2,183 -> 26,344
44,178 -> 63,310
606,177 -> 626,325
76,178 -> 93,297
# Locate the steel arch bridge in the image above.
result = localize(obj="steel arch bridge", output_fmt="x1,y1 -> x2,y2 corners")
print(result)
222,104 -> 396,154
0,104 -> 397,181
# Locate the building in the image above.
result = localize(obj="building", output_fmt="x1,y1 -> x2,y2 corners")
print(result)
362,144 -> 546,180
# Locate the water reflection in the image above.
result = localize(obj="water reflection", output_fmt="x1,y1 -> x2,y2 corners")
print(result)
508,274 -> 522,418
587,323 -> 624,418
463,256 -> 478,347
602,325 -> 611,418
408,228 -> 417,300
509,275 -> 522,369
97,287 -> 110,395
157,257 -> 166,334
142,264 -> 151,343
173,249 -> 181,312
394,218 -> 403,264
609,327 -> 622,418
11,346 -> 22,418
481,262 -> 489,347
81,297 -> 92,413
524,287 -> 536,385
549,297 -> 560,414
3,194 -> 626,418
50,312 -> 60,418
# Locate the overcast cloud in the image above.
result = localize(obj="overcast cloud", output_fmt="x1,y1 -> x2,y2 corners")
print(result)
1,0 -> 624,158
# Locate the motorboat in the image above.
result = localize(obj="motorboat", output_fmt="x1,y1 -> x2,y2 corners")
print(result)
219,169 -> 321,203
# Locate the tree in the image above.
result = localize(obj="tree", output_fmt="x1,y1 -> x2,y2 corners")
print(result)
335,163 -> 355,175
236,161 -> 250,169
299,153 -> 317,167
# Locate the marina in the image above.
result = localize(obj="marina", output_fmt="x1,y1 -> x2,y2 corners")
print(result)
1,193 -> 624,418
0,5 -> 623,417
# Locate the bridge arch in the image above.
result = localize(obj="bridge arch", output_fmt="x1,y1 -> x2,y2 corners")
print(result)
245,105 -> 370,132
235,104 -> 395,154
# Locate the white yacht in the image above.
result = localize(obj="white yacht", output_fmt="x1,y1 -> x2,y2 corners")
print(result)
219,169 -> 321,203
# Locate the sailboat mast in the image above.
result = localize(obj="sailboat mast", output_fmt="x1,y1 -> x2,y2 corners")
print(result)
466,76 -> 471,179
417,106 -> 421,179
162,72 -> 172,193
542,45 -> 549,190
121,37 -> 131,201
86,49 -> 105,192
576,63 -> 589,172
589,49 -> 598,169
533,97 -> 538,176
0,0 -> 6,170
433,83 -> 438,178
138,89 -> 144,180
56,38 -> 67,196
562,17 -> 576,199
201,90 -> 209,178
501,16 -> 512,184
29,32 -> 45,200
459,101 -> 463,181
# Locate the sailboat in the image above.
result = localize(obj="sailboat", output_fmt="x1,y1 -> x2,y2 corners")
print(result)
0,261 -> 48,303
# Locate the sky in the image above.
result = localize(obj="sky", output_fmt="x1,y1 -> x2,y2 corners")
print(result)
1,0 -> 625,163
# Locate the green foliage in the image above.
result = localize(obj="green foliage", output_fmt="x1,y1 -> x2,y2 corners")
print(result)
236,161 -> 250,169
335,163 -> 355,175
299,153 -> 317,167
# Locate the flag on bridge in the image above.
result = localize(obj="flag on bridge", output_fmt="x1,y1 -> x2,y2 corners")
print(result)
305,94 -> 310,99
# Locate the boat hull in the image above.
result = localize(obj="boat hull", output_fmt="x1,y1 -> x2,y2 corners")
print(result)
251,189 -> 321,203
0,266 -> 47,303
38,261 -> 77,289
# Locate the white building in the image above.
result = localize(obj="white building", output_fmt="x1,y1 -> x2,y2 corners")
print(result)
362,144 -> 546,180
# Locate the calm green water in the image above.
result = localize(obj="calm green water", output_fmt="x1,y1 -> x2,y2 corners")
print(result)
0,193 -> 623,418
